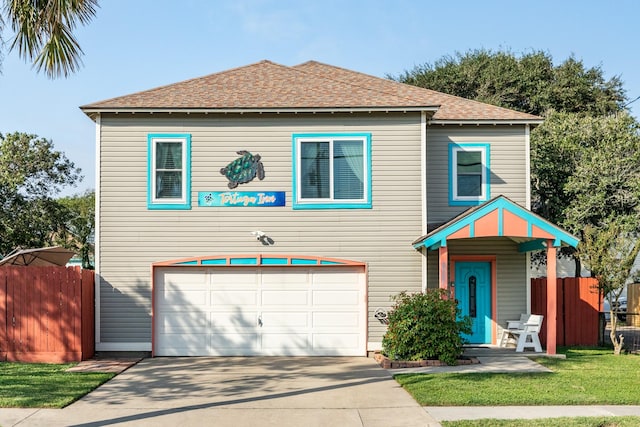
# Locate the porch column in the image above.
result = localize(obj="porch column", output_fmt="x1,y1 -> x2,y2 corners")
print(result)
546,240 -> 557,355
438,245 -> 448,291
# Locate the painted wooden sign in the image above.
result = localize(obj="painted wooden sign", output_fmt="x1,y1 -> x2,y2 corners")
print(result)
198,191 -> 286,207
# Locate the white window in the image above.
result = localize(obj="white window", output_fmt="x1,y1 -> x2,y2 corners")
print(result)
449,143 -> 490,205
148,134 -> 191,210
293,133 -> 371,209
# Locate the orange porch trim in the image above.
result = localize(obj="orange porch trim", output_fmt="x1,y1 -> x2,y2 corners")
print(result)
546,242 -> 558,355
449,225 -> 471,239
531,224 -> 555,240
474,209 -> 500,237
502,209 -> 529,236
438,246 -> 449,291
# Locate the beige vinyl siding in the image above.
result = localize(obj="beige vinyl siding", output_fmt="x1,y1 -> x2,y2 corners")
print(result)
426,125 -> 528,225
426,238 -> 528,341
98,112 -> 424,346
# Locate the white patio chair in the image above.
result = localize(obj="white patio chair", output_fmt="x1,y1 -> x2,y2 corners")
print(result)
499,313 -> 529,347
510,314 -> 544,352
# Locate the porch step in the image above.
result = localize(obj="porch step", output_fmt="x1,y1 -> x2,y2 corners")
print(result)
464,345 -> 532,357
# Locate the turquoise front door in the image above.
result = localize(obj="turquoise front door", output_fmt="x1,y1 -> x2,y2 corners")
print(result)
455,261 -> 491,344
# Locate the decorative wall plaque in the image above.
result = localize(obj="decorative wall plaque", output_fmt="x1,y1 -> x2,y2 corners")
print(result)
220,150 -> 265,189
198,191 -> 285,207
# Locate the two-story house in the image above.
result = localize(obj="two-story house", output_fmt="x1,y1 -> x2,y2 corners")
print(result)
81,60 -> 577,357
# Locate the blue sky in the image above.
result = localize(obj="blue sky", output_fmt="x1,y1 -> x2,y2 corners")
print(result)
1,0 -> 638,196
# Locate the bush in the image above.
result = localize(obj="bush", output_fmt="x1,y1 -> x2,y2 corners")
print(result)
381,289 -> 472,365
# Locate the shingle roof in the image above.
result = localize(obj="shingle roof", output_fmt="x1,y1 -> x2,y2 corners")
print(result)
81,60 -> 541,122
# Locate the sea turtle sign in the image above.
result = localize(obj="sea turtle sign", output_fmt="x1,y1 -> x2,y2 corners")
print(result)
220,150 -> 265,189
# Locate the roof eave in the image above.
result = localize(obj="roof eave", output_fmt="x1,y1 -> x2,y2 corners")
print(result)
428,119 -> 544,126
80,106 -> 441,116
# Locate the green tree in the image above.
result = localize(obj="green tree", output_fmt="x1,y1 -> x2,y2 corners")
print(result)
580,222 -> 640,354
393,48 -> 626,116
530,111 -> 583,226
532,111 -> 640,260
560,113 -> 640,352
56,190 -> 94,269
562,113 -> 640,233
0,132 -> 82,257
1,0 -> 99,78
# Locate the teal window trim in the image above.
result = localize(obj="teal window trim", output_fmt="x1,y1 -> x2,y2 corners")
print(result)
448,143 -> 490,206
230,257 -> 257,265
262,257 -> 288,265
147,134 -> 192,210
292,133 -> 372,210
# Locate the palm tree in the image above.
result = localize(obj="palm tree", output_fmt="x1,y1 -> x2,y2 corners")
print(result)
3,0 -> 99,78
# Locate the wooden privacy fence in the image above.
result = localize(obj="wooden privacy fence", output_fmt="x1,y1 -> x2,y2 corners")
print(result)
531,277 -> 601,347
0,266 -> 94,363
628,283 -> 640,327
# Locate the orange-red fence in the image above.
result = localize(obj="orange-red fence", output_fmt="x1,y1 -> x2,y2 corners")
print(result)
531,277 -> 601,347
0,266 -> 94,363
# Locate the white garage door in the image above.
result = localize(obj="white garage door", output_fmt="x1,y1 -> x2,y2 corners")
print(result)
154,266 -> 366,356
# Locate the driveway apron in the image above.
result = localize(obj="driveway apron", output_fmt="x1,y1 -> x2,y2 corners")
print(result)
4,357 -> 439,427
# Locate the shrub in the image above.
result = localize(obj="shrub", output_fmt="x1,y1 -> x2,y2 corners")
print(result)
381,289 -> 472,365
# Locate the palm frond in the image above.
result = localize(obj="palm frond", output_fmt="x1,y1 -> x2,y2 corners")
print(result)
5,0 -> 98,78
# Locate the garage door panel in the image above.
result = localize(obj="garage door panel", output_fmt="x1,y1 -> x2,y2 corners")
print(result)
312,333 -> 360,351
211,290 -> 257,305
261,270 -> 309,286
210,311 -> 257,329
210,272 -> 259,287
262,333 -> 309,351
312,311 -> 360,328
312,290 -> 360,305
158,290 -> 207,307
157,333 -> 208,355
311,268 -> 362,286
262,290 -> 308,306
211,333 -> 258,350
158,311 -> 208,333
162,271 -> 208,286
261,311 -> 308,327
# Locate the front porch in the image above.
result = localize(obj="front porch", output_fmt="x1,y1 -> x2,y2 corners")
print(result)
413,196 -> 579,355
383,345 -> 556,374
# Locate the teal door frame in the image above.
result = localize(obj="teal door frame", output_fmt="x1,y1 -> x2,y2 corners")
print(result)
454,261 -> 492,344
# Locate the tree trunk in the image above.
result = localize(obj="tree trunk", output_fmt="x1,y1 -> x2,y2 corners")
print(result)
609,314 -> 625,355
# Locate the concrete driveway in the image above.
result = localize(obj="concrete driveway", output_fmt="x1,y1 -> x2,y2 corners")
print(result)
2,357 -> 439,426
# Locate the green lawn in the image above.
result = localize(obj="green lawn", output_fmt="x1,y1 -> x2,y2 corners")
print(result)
395,348 -> 640,406
0,362 -> 115,408
442,417 -> 640,427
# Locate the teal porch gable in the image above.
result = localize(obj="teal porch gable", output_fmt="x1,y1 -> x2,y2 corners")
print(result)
412,195 -> 579,251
